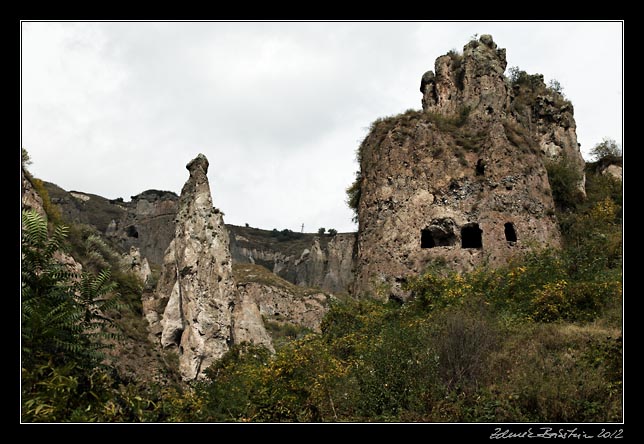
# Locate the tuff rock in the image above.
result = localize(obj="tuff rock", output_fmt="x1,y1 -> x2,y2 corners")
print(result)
152,154 -> 236,380
353,35 -> 586,300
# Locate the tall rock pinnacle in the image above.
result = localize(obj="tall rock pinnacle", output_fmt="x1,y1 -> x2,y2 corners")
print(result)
156,153 -> 236,380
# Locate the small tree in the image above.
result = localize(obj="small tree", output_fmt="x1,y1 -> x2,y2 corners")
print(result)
328,228 -> 338,237
318,228 -> 326,235
22,147 -> 32,167
590,138 -> 622,161
548,79 -> 564,96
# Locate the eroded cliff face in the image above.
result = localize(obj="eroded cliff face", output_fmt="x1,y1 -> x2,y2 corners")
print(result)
150,154 -> 236,380
232,263 -> 330,350
421,34 -> 585,185
231,228 -> 356,294
353,35 -> 585,300
107,191 -> 178,265
45,181 -> 356,294
21,167 -> 46,218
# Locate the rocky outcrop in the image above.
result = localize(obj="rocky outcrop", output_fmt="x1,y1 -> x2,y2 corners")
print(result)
230,228 -> 356,294
44,180 -> 357,294
45,182 -> 178,266
107,190 -> 179,265
238,283 -> 328,332
231,293 -> 275,353
151,154 -> 236,380
232,263 -> 330,347
21,167 -> 46,218
353,35 -> 583,300
122,246 -> 152,285
602,164 -> 622,181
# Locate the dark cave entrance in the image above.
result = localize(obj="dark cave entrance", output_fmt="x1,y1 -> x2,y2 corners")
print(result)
461,223 -> 483,249
421,229 -> 435,248
476,159 -> 485,176
421,223 -> 457,249
504,222 -> 517,243
126,225 -> 139,238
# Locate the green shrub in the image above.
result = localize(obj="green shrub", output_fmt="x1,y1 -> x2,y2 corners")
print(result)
590,137 -> 621,161
30,177 -> 63,225
546,155 -> 583,211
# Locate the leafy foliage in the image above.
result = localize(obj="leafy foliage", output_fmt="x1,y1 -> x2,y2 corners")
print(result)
346,171 -> 362,223
185,158 -> 622,422
546,155 -> 584,211
590,137 -> 622,161
30,178 -> 63,225
21,210 -> 128,421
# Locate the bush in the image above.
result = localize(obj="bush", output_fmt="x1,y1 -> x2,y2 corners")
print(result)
546,155 -> 583,211
590,137 -> 621,161
346,171 -> 362,223
30,178 -> 63,225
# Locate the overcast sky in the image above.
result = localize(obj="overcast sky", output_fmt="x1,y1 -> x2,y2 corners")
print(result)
21,21 -> 623,233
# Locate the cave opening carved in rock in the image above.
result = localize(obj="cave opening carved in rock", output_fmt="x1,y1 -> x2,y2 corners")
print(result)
127,225 -> 139,238
421,219 -> 457,248
461,223 -> 483,249
504,222 -> 517,243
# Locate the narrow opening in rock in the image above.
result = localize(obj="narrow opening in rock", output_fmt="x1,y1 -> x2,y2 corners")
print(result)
476,159 -> 485,176
461,223 -> 483,249
126,225 -> 139,238
504,222 -> 517,242
171,328 -> 184,347
421,229 -> 436,248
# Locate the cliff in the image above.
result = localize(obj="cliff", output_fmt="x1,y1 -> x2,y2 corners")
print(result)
142,154 -> 332,380
352,34 -> 586,300
44,181 -> 355,294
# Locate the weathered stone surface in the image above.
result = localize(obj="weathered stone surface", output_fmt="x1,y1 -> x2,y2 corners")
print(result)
602,164 -> 622,181
238,282 -> 328,333
122,246 -> 152,285
354,35 -> 583,300
151,154 -> 236,380
233,263 -> 330,344
422,34 -> 508,119
107,191 -> 179,265
234,264 -> 333,343
21,167 -> 46,218
231,230 -> 356,294
44,180 -> 357,294
44,181 -> 178,266
231,292 -> 275,353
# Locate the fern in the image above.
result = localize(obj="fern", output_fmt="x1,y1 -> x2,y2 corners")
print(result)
21,210 -> 124,371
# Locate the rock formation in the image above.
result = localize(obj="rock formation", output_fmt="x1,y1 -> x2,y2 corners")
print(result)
21,167 -> 46,218
234,263 -> 329,334
108,190 -> 179,265
230,229 -> 356,294
122,246 -> 152,285
45,180 -> 356,295
153,154 -> 236,380
353,34 -> 586,300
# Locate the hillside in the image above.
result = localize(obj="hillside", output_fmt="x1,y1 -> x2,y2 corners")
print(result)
21,34 -> 622,423
43,181 -> 356,294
